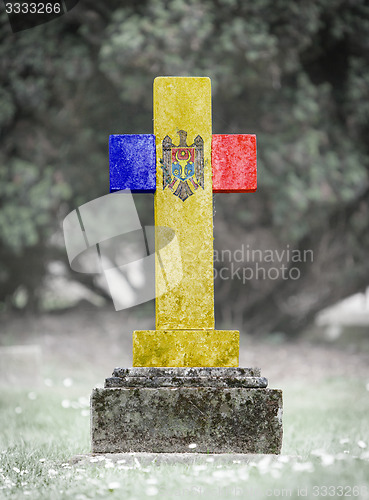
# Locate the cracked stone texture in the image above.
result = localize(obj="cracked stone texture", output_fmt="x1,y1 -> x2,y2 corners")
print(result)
113,367 -> 261,377
105,376 -> 268,388
133,329 -> 239,367
91,386 -> 283,454
107,367 -> 267,387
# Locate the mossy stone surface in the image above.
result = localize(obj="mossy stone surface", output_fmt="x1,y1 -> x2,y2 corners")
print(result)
91,385 -> 283,454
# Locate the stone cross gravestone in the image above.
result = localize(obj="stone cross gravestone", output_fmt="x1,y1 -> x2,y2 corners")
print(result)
91,77 -> 283,454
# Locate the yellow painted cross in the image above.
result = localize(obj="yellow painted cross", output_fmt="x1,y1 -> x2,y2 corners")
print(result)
109,77 -> 257,367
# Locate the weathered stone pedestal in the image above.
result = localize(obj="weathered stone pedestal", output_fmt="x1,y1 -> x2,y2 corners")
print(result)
91,367 -> 283,454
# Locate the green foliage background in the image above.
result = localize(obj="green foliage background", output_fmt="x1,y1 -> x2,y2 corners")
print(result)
0,0 -> 369,333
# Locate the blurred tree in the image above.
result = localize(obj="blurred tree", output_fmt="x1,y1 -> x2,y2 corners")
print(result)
0,0 -> 368,334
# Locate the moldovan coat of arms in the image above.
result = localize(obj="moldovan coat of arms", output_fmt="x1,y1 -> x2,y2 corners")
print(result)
160,130 -> 204,201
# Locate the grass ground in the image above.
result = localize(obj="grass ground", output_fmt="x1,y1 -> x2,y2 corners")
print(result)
1,308 -> 369,499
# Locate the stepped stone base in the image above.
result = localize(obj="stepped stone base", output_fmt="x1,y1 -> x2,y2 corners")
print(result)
133,330 -> 239,367
91,367 -> 283,454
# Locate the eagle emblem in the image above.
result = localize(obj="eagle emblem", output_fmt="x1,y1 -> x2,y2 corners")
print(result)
160,130 -> 204,201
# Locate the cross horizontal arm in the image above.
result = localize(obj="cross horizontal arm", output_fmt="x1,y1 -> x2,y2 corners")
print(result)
109,134 -> 156,193
212,134 -> 257,193
109,134 -> 257,193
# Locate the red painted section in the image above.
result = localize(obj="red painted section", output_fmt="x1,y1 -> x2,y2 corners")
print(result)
172,148 -> 195,162
212,134 -> 257,193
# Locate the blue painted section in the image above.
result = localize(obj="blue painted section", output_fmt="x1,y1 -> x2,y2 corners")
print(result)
109,134 -> 156,193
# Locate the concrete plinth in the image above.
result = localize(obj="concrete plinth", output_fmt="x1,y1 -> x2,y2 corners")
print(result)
91,367 -> 283,454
